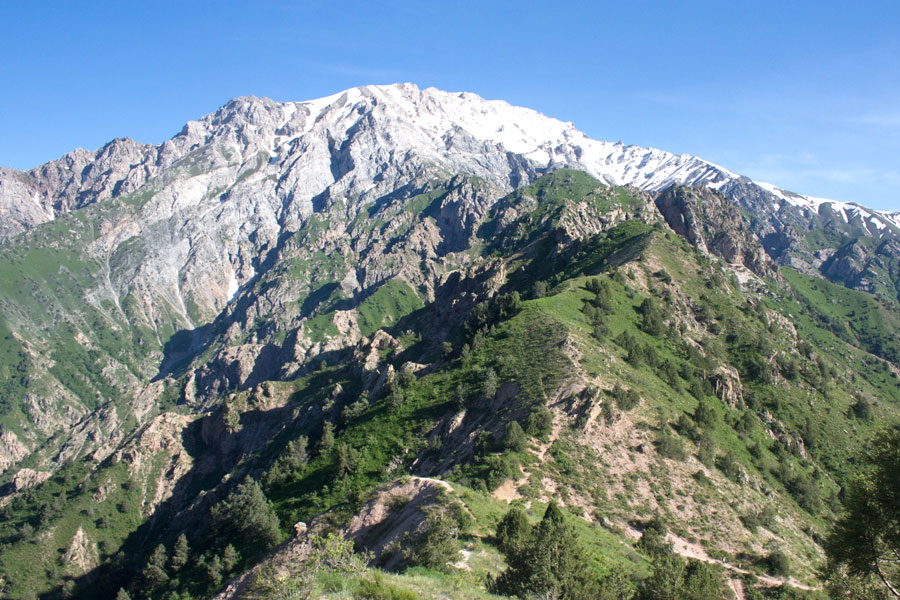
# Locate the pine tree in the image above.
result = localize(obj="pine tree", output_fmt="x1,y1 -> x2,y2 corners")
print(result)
287,436 -> 309,471
210,479 -> 282,550
454,382 -> 467,411
334,442 -> 359,479
482,368 -> 498,401
495,506 -> 531,556
222,543 -> 239,574
205,554 -> 223,587
407,509 -> 459,570
318,421 -> 335,453
637,551 -> 684,600
141,543 -> 169,590
115,589 -> 131,600
170,533 -> 189,573
492,502 -> 597,599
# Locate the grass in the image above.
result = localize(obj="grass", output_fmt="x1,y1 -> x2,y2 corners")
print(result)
357,280 -> 425,338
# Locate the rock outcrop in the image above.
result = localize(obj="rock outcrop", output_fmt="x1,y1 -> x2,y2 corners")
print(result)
655,185 -> 776,278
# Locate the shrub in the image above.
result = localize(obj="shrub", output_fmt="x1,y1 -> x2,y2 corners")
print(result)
764,551 -> 790,577
610,384 -> 640,411
716,452 -> 743,483
405,509 -> 459,571
358,573 -> 418,600
656,430 -> 686,460
786,472 -> 821,513
527,406 -> 553,437
850,397 -> 873,421
501,421 -> 529,452
638,516 -> 671,557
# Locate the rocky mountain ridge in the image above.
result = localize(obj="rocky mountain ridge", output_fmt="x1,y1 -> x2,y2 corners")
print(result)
0,82 -> 898,497
4,83 -> 898,238
0,84 -> 899,599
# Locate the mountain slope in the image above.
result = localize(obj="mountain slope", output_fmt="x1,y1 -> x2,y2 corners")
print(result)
0,85 -> 898,599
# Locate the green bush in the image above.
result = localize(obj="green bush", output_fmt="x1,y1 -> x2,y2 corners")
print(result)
610,384 -> 640,411
715,452 -> 743,483
656,430 -> 686,460
358,573 -> 418,600
404,509 -> 459,571
764,551 -> 790,577
527,406 -> 553,437
501,420 -> 529,452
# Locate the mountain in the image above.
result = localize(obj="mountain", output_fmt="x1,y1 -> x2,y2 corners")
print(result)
0,83 -> 898,599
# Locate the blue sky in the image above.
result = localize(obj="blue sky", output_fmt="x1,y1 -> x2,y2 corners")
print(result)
2,1 -> 898,210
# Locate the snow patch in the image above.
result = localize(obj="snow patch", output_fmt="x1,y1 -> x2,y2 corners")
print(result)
881,212 -> 900,229
756,181 -> 896,232
226,270 -> 239,301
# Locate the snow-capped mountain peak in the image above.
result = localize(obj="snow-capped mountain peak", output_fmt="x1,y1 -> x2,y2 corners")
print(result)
1,82 -> 897,243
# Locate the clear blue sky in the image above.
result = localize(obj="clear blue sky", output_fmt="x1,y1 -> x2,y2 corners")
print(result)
2,1 -> 899,210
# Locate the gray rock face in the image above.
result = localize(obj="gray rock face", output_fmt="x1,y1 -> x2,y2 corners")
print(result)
654,186 -> 776,278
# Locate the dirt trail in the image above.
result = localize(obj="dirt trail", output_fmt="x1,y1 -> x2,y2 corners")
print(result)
492,420 -> 562,503
728,577 -> 745,600
667,532 -> 820,593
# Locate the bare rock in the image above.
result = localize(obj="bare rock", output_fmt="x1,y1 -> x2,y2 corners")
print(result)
11,468 -> 51,492
62,527 -> 99,577
0,429 -> 30,474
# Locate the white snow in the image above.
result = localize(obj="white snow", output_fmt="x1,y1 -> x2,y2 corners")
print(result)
755,182 -> 796,204
882,212 -> 900,229
226,269 -> 239,301
195,83 -> 900,237
289,83 -> 727,193
755,180 -> 898,231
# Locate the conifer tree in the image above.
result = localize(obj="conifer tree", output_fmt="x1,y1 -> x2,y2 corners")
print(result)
318,421 -> 335,453
141,543 -> 169,590
495,506 -> 531,556
482,368 -> 498,401
406,509 -> 459,571
222,543 -> 239,574
210,479 -> 282,550
170,533 -> 189,573
492,502 -> 598,599
205,554 -> 223,587
333,442 -> 359,479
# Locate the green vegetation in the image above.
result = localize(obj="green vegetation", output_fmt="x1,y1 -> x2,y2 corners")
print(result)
357,279 -> 425,338
2,169 -> 899,600
825,424 -> 900,598
491,502 -> 614,599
